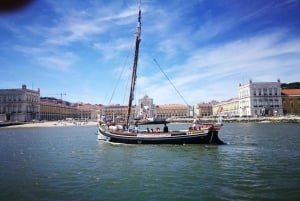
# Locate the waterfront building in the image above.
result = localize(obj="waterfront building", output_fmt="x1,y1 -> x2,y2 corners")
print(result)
0,84 -> 40,122
212,98 -> 239,117
281,89 -> 300,115
40,99 -> 103,121
92,104 -> 104,120
101,104 -> 136,123
195,101 -> 218,117
238,79 -> 283,117
156,104 -> 188,119
100,102 -> 189,122
77,103 -> 103,120
136,95 -> 156,120
40,97 -> 77,120
40,98 -> 103,121
100,103 -> 189,121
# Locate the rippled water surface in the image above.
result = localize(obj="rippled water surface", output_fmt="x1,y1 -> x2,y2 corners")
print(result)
0,123 -> 299,201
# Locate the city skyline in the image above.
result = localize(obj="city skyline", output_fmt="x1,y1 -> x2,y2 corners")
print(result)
0,0 -> 300,105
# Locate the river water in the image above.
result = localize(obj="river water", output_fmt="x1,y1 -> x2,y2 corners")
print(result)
0,123 -> 299,201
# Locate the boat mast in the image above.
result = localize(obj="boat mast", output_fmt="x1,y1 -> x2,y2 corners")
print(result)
126,5 -> 142,127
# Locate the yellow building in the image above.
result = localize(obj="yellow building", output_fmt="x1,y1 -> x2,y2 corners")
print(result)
101,105 -> 136,123
40,97 -> 77,120
100,103 -> 189,121
156,104 -> 188,118
213,98 -> 239,117
77,104 -> 103,120
282,89 -> 300,115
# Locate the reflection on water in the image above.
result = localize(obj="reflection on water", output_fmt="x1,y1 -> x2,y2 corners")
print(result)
0,123 -> 299,201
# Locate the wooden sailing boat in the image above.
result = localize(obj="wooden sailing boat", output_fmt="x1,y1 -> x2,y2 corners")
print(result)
97,6 -> 224,145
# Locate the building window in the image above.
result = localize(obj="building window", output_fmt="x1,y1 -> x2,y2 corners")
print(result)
269,99 -> 273,107
254,99 -> 257,107
263,88 -> 267,96
274,99 -> 279,107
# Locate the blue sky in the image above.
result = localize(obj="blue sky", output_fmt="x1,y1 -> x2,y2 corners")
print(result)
0,0 -> 299,105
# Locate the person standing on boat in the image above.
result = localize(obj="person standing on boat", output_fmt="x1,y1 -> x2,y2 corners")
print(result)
163,123 -> 168,132
192,119 -> 198,130
135,122 -> 139,133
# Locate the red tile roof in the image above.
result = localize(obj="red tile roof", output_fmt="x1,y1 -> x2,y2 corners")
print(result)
281,89 -> 300,96
198,103 -> 212,107
77,104 -> 104,110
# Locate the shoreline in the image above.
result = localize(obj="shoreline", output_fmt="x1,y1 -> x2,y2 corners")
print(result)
0,120 -> 98,128
167,116 -> 300,123
1,116 -> 300,128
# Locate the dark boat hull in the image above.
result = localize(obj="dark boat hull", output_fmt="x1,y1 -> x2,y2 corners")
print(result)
98,128 -> 224,145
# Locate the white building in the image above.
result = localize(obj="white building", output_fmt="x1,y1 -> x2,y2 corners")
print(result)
0,84 -> 40,122
238,79 -> 283,117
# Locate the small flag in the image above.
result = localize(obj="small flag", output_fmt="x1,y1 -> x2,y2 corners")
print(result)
219,106 -> 223,112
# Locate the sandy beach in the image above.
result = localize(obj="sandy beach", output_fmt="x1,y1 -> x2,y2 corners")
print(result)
5,121 -> 98,128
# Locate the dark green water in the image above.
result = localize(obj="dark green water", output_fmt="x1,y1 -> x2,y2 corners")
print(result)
0,123 -> 299,201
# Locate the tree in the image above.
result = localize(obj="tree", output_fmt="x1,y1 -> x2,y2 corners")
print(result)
281,82 -> 300,89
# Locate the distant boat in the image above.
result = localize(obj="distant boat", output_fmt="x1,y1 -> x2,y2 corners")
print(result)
139,117 -> 169,125
97,5 -> 224,145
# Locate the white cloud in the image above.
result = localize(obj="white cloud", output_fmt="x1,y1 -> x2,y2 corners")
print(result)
40,3 -> 139,46
93,38 -> 133,60
36,52 -> 77,71
135,30 -> 300,104
14,45 -> 77,71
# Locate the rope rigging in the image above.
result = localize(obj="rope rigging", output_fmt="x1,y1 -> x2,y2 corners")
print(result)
153,58 -> 190,107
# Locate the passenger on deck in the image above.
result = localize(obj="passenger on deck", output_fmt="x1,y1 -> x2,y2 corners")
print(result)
135,122 -> 139,133
163,123 -> 168,132
192,119 -> 198,130
135,126 -> 139,133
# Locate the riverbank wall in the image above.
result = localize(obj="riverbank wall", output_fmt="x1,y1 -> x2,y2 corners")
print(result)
1,116 -> 300,128
0,120 -> 98,128
167,116 -> 300,123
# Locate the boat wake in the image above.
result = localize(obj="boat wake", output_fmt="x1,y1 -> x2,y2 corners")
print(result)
98,139 -> 134,146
